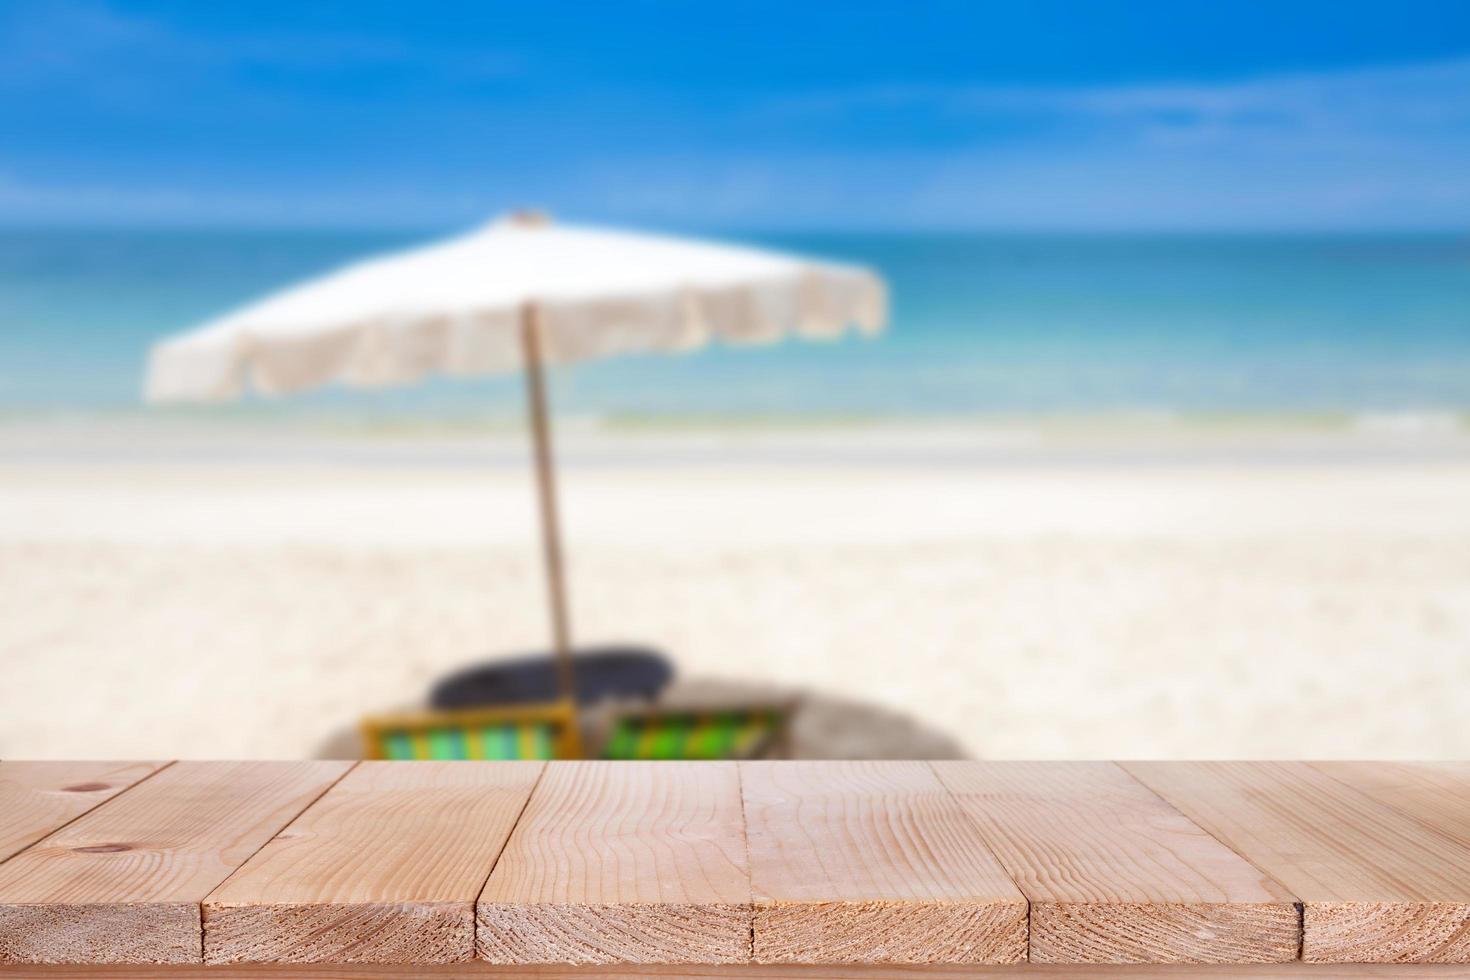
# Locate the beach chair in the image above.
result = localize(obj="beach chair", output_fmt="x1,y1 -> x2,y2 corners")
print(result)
600,704 -> 791,760
359,700 -> 581,760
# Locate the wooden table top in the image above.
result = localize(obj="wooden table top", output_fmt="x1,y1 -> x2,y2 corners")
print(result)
2,761 -> 1470,978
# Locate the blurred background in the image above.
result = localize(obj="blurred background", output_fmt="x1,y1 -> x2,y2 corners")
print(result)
2,1 -> 1469,760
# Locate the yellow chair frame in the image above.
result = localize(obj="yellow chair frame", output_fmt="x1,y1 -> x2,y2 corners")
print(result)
359,698 -> 582,760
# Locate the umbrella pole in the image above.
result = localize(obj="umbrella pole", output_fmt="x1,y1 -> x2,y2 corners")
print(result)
520,302 -> 580,747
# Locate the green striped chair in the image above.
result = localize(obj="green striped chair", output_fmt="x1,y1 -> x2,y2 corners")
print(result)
601,707 -> 788,760
360,701 -> 581,761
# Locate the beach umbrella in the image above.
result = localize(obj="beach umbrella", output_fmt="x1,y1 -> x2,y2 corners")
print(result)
145,212 -> 887,728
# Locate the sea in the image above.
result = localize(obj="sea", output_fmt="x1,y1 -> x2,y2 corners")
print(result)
1,228 -> 1468,422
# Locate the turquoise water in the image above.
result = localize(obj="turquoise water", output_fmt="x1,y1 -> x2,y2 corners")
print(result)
1,229 -> 1468,416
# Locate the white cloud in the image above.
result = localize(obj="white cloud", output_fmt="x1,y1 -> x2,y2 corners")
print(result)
0,172 -> 472,227
0,172 -> 198,219
0,0 -> 525,91
763,57 -> 1470,140
743,57 -> 1470,229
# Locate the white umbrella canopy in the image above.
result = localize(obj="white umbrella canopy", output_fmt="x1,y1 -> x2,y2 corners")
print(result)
143,213 -> 887,743
146,213 -> 886,402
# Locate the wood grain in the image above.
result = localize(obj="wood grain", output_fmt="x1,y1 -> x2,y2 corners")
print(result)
742,760 -> 1025,964
9,959 -> 1470,978
933,762 -> 1298,964
1311,763 -> 1470,849
204,761 -> 542,964
1125,762 -> 1470,964
477,761 -> 751,965
0,762 -> 167,865
0,761 -> 350,964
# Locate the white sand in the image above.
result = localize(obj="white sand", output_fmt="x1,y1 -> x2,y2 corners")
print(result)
2,416 -> 1469,759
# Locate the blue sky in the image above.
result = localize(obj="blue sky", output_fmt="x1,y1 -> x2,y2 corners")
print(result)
2,1 -> 1469,230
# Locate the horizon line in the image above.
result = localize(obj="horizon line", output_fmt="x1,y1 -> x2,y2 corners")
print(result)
1,220 -> 1467,238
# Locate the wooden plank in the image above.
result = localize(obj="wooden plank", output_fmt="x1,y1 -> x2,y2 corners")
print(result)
204,761 -> 542,964
933,761 -> 1298,964
0,762 -> 167,865
9,960 -> 1470,978
1312,763 -> 1470,849
477,761 -> 751,965
0,761 -> 350,965
1125,762 -> 1470,964
741,760 -> 1026,964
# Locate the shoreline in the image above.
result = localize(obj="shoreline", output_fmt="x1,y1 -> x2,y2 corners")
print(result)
3,408 -> 1468,469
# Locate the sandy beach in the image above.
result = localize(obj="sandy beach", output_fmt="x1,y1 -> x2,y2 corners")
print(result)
2,413 -> 1468,760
